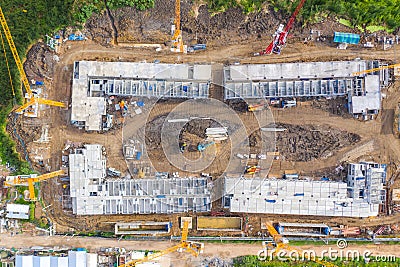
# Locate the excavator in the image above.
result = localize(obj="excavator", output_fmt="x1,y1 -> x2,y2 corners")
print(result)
3,170 -> 65,201
255,0 -> 306,55
0,6 -> 66,117
118,220 -> 204,267
263,222 -> 337,267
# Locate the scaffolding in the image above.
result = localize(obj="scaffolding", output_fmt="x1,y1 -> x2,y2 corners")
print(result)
222,175 -> 382,217
223,60 -> 380,100
69,144 -> 211,215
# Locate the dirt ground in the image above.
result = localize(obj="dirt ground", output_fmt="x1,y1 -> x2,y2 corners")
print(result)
275,123 -> 361,162
4,0 -> 400,246
1,233 -> 400,267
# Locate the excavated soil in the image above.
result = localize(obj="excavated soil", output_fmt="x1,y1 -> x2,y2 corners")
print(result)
276,123 -> 361,162
24,42 -> 57,79
84,1 -> 292,46
12,0 -> 400,236
145,114 -> 166,149
311,97 -> 353,118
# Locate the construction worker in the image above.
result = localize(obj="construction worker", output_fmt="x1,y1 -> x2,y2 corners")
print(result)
180,142 -> 187,153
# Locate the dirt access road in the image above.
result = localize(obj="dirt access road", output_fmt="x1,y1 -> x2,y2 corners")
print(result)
37,37 -> 400,234
14,0 -> 400,233
1,233 -> 400,266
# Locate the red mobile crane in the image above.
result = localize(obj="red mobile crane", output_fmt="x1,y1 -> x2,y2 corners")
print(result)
255,0 -> 306,56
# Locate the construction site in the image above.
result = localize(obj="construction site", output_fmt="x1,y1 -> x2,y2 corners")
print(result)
2,0 -> 400,266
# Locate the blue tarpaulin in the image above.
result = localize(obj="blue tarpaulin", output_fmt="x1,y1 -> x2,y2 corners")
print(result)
68,34 -> 84,41
334,32 -> 360,44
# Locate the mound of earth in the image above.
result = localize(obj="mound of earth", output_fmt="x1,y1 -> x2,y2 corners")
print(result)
276,123 -> 360,161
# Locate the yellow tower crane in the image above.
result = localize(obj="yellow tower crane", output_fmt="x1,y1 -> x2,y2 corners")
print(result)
263,222 -> 337,267
118,220 -> 204,267
3,170 -> 65,201
352,63 -> 400,76
0,6 -> 66,116
171,0 -> 185,53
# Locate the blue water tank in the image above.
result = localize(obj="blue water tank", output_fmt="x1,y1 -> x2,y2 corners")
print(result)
136,151 -> 142,160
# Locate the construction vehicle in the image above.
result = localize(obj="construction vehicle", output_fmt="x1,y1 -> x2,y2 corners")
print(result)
248,103 -> 265,112
255,0 -> 306,56
282,99 -> 297,108
197,141 -> 215,152
263,222 -> 337,267
171,0 -> 185,53
352,63 -> 400,76
0,7 -> 66,116
245,165 -> 260,175
188,44 -> 206,53
3,170 -> 65,201
118,220 -> 204,267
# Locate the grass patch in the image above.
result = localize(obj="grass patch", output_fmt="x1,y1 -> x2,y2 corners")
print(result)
338,18 -> 352,28
233,255 -> 400,267
366,25 -> 389,33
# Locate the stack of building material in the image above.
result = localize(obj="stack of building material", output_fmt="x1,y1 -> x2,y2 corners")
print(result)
206,127 -> 228,142
342,226 -> 361,236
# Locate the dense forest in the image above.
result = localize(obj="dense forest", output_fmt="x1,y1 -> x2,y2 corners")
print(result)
0,0 -> 399,173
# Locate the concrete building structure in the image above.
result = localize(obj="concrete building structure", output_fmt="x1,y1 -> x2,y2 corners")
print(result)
196,217 -> 242,231
222,162 -> 386,217
71,61 -> 211,131
115,222 -> 172,235
223,60 -> 389,117
347,162 -> 386,204
348,75 -> 381,117
69,144 -> 211,215
275,222 -> 330,237
16,255 -> 66,267
224,61 -> 368,99
6,204 -> 30,220
15,251 -> 95,267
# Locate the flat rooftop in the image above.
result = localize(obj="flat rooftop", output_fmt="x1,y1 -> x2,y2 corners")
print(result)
277,222 -> 329,228
71,177 -> 212,215
223,177 -> 380,217
69,144 -> 211,215
71,61 -> 212,131
349,75 -> 381,115
224,60 -> 379,99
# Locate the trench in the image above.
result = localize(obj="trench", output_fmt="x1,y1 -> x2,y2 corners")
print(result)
12,114 -> 32,168
104,0 -> 118,45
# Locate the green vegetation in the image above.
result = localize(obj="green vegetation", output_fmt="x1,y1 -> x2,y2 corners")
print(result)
233,255 -> 400,267
73,0 -> 154,24
73,230 -> 115,238
207,0 -> 265,13
0,1 -> 154,173
207,0 -> 400,33
0,1 -> 73,173
29,203 -> 35,221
